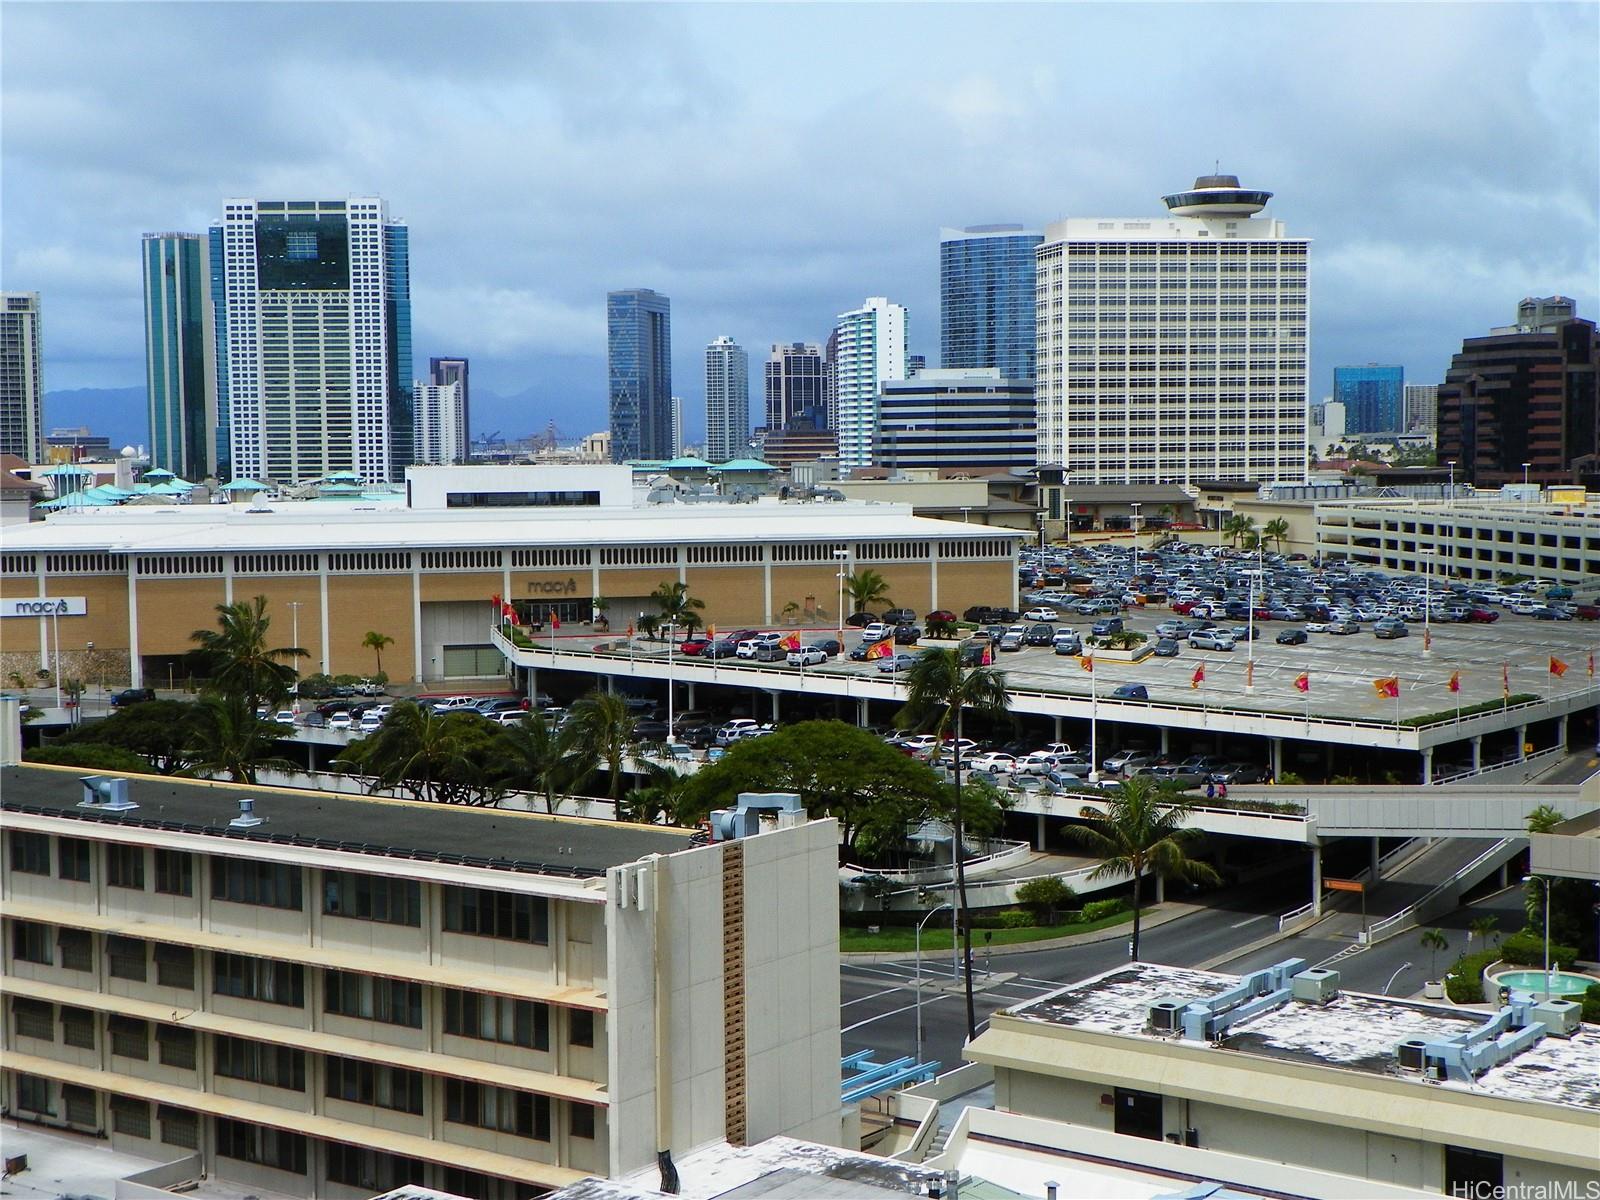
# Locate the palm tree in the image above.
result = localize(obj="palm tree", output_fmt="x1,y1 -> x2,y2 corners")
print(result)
185,693 -> 293,785
1420,927 -> 1449,981
1222,513 -> 1257,549
845,569 -> 894,616
897,646 -> 1010,1040
1063,775 -> 1220,961
571,690 -> 636,801
190,595 -> 306,713
1261,518 -> 1291,554
647,581 -> 706,636
337,701 -> 479,804
499,710 -> 596,813
624,759 -> 693,825
361,631 -> 394,676
1469,914 -> 1500,946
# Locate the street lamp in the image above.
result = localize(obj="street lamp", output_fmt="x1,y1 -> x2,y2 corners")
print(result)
85,641 -> 95,712
664,620 -> 679,744
1522,462 -> 1531,505
915,900 -> 955,1053
1384,962 -> 1413,996
1523,874 -> 1552,1002
1129,503 -> 1142,581
287,601 -> 304,711
834,548 -> 850,650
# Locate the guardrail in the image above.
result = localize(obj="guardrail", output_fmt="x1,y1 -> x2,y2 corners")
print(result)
1276,838 -> 1422,933
1360,838 -> 1516,944
842,838 -> 1032,886
1429,745 -> 1566,786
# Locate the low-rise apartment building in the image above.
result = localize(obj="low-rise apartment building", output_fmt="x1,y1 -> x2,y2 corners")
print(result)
1,765 -> 842,1196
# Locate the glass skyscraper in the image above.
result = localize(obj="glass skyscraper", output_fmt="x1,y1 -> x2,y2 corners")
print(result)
142,233 -> 216,479
607,289 -> 672,461
704,336 -> 749,463
1334,364 -> 1405,434
940,225 -> 1042,381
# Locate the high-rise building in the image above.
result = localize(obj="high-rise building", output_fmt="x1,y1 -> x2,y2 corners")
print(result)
413,379 -> 467,464
831,297 -> 907,471
1334,364 -> 1404,434
1496,295 -> 1577,334
823,327 -> 840,431
607,289 -> 672,462
1436,307 -> 1599,488
939,224 -> 1043,381
0,293 -> 44,464
764,342 -> 827,431
1034,174 -> 1309,488
429,357 -> 469,448
669,395 -> 685,457
213,197 -> 412,485
1404,383 -> 1438,436
906,354 -> 927,377
704,336 -> 749,463
142,234 -> 216,479
876,368 -> 1035,473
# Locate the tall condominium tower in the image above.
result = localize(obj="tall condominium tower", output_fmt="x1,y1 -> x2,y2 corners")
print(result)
1035,174 -> 1309,487
607,288 -> 672,461
763,342 -> 826,431
0,293 -> 44,463
704,336 -> 749,463
142,234 -> 217,479
212,197 -> 412,485
413,379 -> 467,464
669,395 -> 684,457
940,224 -> 1043,380
1403,383 -> 1438,436
831,297 -> 907,470
1334,364 -> 1404,434
428,357 -> 469,448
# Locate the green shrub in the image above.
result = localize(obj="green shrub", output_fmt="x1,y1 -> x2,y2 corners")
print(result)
1016,877 -> 1077,925
25,744 -> 153,772
1583,984 -> 1600,1025
1444,947 -> 1499,1004
1501,931 -> 1579,969
1080,898 -> 1128,923
997,909 -> 1033,929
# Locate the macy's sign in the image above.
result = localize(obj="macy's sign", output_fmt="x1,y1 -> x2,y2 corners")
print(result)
2,597 -> 87,618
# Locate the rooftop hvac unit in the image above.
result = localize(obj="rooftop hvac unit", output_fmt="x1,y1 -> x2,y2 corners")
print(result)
1291,968 -> 1341,1005
1147,1000 -> 1186,1033
1395,1039 -> 1427,1070
1530,1000 -> 1582,1038
78,775 -> 137,813
709,808 -> 759,842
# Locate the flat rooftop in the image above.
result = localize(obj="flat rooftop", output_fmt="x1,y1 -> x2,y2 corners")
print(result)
1004,962 -> 1600,1114
1,765 -> 689,878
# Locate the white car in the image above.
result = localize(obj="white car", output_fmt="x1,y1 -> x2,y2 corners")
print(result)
968,752 -> 1018,775
430,695 -> 478,713
716,718 -> 762,745
1022,607 -> 1060,622
1015,750 -> 1070,776
1303,621 -> 1330,633
921,737 -> 979,761
358,712 -> 384,733
786,646 -> 827,667
272,710 -> 296,726
898,733 -> 940,754
859,622 -> 891,643
327,711 -> 353,730
736,632 -> 783,659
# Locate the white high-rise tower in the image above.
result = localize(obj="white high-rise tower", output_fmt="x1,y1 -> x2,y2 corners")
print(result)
831,297 -> 907,471
703,336 -> 749,463
1035,174 -> 1308,487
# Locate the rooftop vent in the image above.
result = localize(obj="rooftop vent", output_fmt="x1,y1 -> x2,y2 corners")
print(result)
1291,968 -> 1340,1005
78,775 -> 137,813
228,797 -> 265,829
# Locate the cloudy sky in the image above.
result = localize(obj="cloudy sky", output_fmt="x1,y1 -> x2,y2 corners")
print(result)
4,2 -> 1596,447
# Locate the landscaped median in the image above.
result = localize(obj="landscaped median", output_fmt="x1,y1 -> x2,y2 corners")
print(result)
841,898 -> 1142,954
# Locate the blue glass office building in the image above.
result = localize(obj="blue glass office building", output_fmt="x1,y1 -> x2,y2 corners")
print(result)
142,233 -> 215,479
1334,364 -> 1405,434
940,225 -> 1043,380
607,289 -> 672,461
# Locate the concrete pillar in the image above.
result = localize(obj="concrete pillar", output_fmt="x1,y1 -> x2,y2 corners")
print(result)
1557,713 -> 1568,748
1271,737 -> 1284,780
1035,812 -> 1047,852
1160,727 -> 1170,756
770,691 -> 780,722
858,697 -> 869,726
1516,725 -> 1528,761
1498,861 -> 1510,890
604,675 -> 614,694
1371,837 -> 1382,881
1154,874 -> 1165,904
686,682 -> 696,706
1054,716 -> 1063,742
1470,735 -> 1482,772
1312,844 -> 1324,917
1421,746 -> 1433,785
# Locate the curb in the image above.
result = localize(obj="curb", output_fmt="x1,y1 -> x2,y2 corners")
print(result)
840,902 -> 1203,964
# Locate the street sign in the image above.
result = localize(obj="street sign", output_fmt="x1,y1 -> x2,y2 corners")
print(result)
1325,878 -> 1365,893
2,597 -> 87,618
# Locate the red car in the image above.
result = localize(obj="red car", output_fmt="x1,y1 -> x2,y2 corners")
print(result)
1575,605 -> 1600,621
1171,600 -> 1197,615
678,637 -> 712,655
1465,608 -> 1500,624
1252,607 -> 1274,620
925,609 -> 958,625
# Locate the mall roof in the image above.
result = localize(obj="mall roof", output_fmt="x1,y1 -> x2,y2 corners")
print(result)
5,498 -> 1024,554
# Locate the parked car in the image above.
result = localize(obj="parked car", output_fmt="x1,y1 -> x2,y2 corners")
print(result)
702,639 -> 741,659
1024,623 -> 1055,646
1326,620 -> 1360,635
925,609 -> 958,627
716,718 -> 762,745
109,687 -> 156,707
1275,628 -> 1309,645
1023,607 -> 1060,622
893,624 -> 923,644
327,711 -> 353,730
678,637 -> 712,656
787,646 -> 827,667
429,695 -> 479,713
1373,619 -> 1409,639
358,711 -> 385,733
1211,762 -> 1269,785
1102,749 -> 1156,775
998,630 -> 1026,652
1110,683 -> 1149,701
356,678 -> 386,696
1189,630 -> 1234,651
1152,637 -> 1181,657
845,611 -> 880,628
848,638 -> 891,661
1465,608 -> 1501,624
736,632 -> 784,659
882,608 -> 917,625
968,752 -> 1018,775
876,653 -> 918,673
1090,617 -> 1124,637
1045,762 -> 1093,784
272,710 -> 297,726
1574,605 -> 1600,621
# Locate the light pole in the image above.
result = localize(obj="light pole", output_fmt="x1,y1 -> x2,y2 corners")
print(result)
1063,496 -> 1071,549
1245,564 -> 1257,691
1445,460 -> 1456,505
50,605 -> 61,709
834,548 -> 850,650
1129,503 -> 1142,582
914,900 -> 954,1054
1523,874 -> 1552,1001
1522,462 -> 1531,504
85,641 -> 95,712
665,620 -> 679,744
287,601 -> 303,711
1384,962 -> 1413,996
1423,551 -> 1432,654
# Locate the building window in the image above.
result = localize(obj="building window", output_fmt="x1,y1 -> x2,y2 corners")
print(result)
10,831 -> 49,875
570,1009 -> 595,1048
154,943 -> 195,989
107,844 -> 146,889
444,1080 -> 550,1141
571,1103 -> 597,1139
325,1147 -> 426,1190
154,849 -> 194,896
109,1015 -> 149,1060
17,1074 -> 53,1116
215,1118 -> 307,1174
213,953 -> 304,1007
63,1085 -> 96,1127
107,935 -> 148,981
13,997 -> 53,1040
58,928 -> 92,972
158,1025 -> 196,1069
214,1035 -> 306,1091
212,857 -> 302,910
442,887 -> 548,943
1444,1145 -> 1504,1195
158,1105 -> 199,1149
324,970 -> 423,1027
57,837 -> 91,882
13,920 -> 52,964
322,871 -> 421,926
443,989 -> 549,1050
324,1056 -> 425,1114
60,1006 -> 94,1049
111,1095 -> 151,1139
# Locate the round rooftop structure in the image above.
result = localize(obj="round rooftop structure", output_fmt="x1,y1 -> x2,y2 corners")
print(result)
1162,173 -> 1273,217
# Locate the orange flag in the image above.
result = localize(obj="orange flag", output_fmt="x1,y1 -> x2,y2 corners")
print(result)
1245,659 -> 1255,688
1447,670 -> 1461,694
866,639 -> 890,660
1081,652 -> 1094,674
1589,652 -> 1595,680
1550,656 -> 1569,678
707,624 -> 716,641
780,634 -> 801,650
1373,676 -> 1400,699
1294,671 -> 1310,693
1501,662 -> 1510,698
1423,627 -> 1432,652
550,609 -> 560,630
1191,664 -> 1206,689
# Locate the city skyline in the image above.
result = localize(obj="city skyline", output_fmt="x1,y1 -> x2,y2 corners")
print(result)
3,4 -> 1594,447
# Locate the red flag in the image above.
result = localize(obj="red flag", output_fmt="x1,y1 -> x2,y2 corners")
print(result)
1373,676 -> 1400,699
1190,664 -> 1206,689
1293,671 -> 1310,693
550,609 -> 560,630
1081,652 -> 1094,673
1550,656 -> 1569,678
865,639 -> 890,660
501,602 -> 516,620
1447,670 -> 1461,694
1589,652 -> 1595,680
780,633 -> 801,650
490,592 -> 502,607
981,644 -> 993,666
627,622 -> 635,638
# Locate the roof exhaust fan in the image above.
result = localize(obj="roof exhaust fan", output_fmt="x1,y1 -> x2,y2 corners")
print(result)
78,776 -> 137,813
229,797 -> 265,829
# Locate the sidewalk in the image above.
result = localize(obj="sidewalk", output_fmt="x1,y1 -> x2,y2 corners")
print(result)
841,901 -> 1204,964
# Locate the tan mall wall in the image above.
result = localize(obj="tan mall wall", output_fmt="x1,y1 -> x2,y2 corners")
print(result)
232,579 -> 323,667
137,579 -> 228,656
327,576 -> 417,680
0,575 -> 131,657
